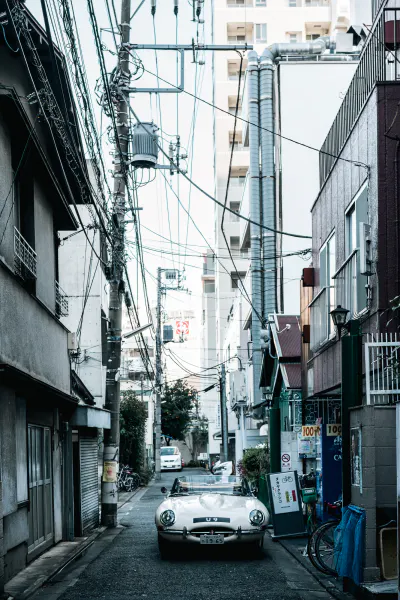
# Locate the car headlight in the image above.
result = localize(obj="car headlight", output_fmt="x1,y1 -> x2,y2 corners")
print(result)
249,509 -> 265,526
160,510 -> 175,526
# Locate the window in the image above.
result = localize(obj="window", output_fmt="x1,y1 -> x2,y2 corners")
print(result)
289,33 -> 298,43
335,184 -> 369,316
256,0 -> 267,5
230,236 -> 240,256
204,281 -> 215,293
231,272 -> 246,290
228,34 -> 246,44
228,96 -> 242,116
229,131 -> 243,150
255,23 -> 267,43
230,176 -> 246,187
228,59 -> 247,80
306,33 -> 321,41
289,0 -> 298,6
311,232 -> 336,349
332,185 -> 369,319
319,233 -> 336,338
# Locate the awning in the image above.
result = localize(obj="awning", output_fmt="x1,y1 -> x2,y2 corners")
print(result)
70,405 -> 111,429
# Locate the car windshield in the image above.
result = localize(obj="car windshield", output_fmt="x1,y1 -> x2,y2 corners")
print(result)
160,447 -> 178,456
170,476 -> 251,496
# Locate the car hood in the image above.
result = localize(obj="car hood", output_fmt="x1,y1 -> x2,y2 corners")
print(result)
155,493 -> 269,528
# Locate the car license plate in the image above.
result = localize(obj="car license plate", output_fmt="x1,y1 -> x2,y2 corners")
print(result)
200,535 -> 224,545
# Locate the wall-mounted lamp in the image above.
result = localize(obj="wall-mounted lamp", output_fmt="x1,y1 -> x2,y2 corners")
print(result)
330,305 -> 350,340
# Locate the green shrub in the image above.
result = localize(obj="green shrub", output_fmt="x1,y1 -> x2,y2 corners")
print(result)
238,444 -> 270,482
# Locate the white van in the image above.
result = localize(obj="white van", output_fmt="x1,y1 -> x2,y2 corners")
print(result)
160,446 -> 182,471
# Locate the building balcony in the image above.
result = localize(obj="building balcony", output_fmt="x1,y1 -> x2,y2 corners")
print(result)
55,281 -> 69,318
14,227 -> 37,280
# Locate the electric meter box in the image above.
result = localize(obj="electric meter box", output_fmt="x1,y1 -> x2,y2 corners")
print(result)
163,325 -> 174,342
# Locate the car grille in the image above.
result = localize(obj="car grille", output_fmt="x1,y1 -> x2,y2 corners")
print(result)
189,526 -> 234,538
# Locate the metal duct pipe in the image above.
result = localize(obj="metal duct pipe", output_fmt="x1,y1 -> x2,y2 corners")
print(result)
262,36 -> 332,61
257,35 -> 332,321
259,52 -> 276,317
248,50 -> 263,409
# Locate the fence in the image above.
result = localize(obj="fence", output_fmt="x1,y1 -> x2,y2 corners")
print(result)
365,333 -> 400,404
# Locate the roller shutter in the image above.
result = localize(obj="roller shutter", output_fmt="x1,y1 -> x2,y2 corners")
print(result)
80,435 -> 99,534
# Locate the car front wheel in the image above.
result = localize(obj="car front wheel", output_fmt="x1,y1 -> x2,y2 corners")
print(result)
158,534 -> 169,559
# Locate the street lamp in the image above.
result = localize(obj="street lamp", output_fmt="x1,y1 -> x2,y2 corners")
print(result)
330,305 -> 350,339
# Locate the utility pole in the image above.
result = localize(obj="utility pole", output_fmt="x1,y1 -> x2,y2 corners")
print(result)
101,0 -> 131,527
219,364 -> 228,462
155,267 -> 162,480
154,267 -> 189,480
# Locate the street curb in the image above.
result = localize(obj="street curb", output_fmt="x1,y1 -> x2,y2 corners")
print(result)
273,534 -> 352,600
4,484 -> 149,600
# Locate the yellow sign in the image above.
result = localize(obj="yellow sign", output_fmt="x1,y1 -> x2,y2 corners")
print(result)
326,424 -> 342,437
102,461 -> 117,483
301,425 -> 321,438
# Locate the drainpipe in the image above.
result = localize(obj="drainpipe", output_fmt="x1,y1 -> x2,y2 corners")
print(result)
259,51 -> 276,318
248,50 -> 263,410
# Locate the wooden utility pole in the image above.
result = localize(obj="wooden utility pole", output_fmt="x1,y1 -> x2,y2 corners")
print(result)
220,364 -> 228,462
155,267 -> 162,480
101,0 -> 131,527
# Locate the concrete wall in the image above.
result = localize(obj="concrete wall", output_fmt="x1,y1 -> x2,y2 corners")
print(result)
349,405 -> 396,582
59,206 -> 108,406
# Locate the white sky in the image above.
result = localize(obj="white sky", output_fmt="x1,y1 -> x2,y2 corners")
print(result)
26,0 -> 216,382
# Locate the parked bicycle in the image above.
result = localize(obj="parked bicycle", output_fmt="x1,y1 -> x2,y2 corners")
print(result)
307,500 -> 342,575
117,465 -> 141,492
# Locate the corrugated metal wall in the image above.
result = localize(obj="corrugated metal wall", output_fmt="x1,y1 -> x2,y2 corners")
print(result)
79,436 -> 99,535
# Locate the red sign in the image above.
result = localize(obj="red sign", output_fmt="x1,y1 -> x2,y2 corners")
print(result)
176,320 -> 189,335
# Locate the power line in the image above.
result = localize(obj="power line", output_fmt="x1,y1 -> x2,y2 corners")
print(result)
127,105 -> 313,239
129,57 -> 369,171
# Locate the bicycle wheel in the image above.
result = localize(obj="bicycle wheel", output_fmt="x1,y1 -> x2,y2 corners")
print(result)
124,477 -> 135,492
305,503 -> 317,535
307,520 -> 338,573
315,520 -> 339,576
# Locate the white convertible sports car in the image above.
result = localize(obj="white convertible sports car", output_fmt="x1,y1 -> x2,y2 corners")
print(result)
155,475 -> 269,557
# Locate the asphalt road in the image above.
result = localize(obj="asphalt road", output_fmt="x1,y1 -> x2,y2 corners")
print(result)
33,469 -> 334,600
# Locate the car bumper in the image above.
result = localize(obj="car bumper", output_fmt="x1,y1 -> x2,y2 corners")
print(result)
160,464 -> 181,470
158,527 -> 266,544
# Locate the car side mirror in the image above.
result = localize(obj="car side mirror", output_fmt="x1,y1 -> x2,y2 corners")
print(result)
161,487 -> 168,494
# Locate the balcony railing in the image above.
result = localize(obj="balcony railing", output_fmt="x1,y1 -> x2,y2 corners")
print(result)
365,333 -> 400,404
55,281 -> 69,317
320,3 -> 400,184
227,0 -> 253,6
14,227 -> 37,280
228,37 -> 252,45
332,250 -> 358,318
309,287 -> 329,350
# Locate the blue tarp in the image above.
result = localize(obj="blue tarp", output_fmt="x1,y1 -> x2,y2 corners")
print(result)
334,505 -> 366,585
